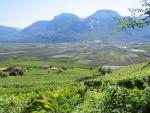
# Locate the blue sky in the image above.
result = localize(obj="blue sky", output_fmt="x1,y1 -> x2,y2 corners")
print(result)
0,0 -> 141,28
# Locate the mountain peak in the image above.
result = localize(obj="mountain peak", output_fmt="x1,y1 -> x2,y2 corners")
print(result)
95,10 -> 118,14
87,9 -> 120,21
91,10 -> 120,18
53,13 -> 80,21
57,13 -> 78,17
0,9 -> 149,43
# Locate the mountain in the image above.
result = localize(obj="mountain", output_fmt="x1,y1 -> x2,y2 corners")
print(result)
0,25 -> 19,35
83,10 -> 131,41
0,25 -> 20,42
0,10 -> 150,43
17,13 -> 90,43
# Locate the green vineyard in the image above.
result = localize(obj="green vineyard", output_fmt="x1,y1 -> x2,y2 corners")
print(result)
0,60 -> 150,113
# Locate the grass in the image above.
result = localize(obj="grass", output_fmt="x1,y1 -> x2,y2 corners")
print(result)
0,67 -> 93,94
105,63 -> 150,82
0,59 -> 94,113
0,59 -> 90,69
0,59 -> 150,113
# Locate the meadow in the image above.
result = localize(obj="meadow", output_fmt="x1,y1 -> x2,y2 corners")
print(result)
0,58 -> 150,113
0,59 -> 94,113
0,42 -> 150,113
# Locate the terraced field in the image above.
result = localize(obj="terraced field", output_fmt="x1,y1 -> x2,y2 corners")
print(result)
0,42 -> 149,66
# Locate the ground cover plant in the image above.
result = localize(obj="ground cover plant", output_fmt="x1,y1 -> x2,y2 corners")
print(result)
0,59 -> 150,113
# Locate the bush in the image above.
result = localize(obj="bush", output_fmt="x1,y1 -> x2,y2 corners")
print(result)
89,67 -> 93,70
75,86 -> 150,113
98,67 -> 110,76
0,72 -> 8,78
107,68 -> 112,74
62,67 -> 67,71
23,85 -> 86,113
98,67 -> 103,72
84,80 -> 102,88
9,69 -> 24,76
118,80 -> 134,88
117,79 -> 145,89
134,79 -> 145,90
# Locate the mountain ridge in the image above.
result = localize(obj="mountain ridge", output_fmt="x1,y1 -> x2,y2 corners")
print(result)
0,10 -> 150,43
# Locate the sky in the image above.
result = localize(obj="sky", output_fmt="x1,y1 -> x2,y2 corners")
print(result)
0,0 -> 141,28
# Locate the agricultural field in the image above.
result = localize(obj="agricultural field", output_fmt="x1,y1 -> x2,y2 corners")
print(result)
0,42 -> 149,66
0,43 -> 150,113
0,59 -> 150,113
0,60 -> 94,113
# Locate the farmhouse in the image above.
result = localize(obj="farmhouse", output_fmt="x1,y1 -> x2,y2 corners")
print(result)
48,67 -> 63,73
38,65 -> 64,73
50,67 -> 59,70
0,66 -> 24,76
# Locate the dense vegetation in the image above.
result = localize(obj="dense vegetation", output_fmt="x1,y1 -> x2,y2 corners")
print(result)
0,59 -> 150,113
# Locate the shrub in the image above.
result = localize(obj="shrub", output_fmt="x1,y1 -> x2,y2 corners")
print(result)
84,80 -> 102,88
118,80 -> 134,88
134,79 -> 145,90
117,79 -> 145,90
107,68 -> 112,74
0,72 -> 8,78
75,86 -> 150,113
9,69 -> 24,76
62,67 -> 67,71
98,67 -> 108,76
89,67 -> 93,70
24,85 -> 86,113
98,67 -> 103,72
101,69 -> 106,76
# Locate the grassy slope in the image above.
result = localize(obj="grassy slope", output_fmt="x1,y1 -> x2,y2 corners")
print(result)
75,63 -> 150,113
0,60 -> 93,113
106,63 -> 150,82
0,60 -> 150,113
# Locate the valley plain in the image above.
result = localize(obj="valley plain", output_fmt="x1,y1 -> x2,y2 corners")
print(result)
0,42 -> 150,113
0,41 -> 149,66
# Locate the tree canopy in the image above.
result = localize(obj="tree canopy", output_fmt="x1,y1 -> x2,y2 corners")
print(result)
115,0 -> 150,31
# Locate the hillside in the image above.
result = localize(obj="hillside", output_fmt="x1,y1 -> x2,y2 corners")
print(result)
0,25 -> 19,42
0,60 -> 150,113
0,10 -> 150,43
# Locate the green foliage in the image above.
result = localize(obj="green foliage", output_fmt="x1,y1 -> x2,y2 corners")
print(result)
0,60 -> 150,113
0,72 -> 8,78
98,67 -> 112,76
98,67 -> 106,76
9,68 -> 24,76
107,68 -> 112,74
115,0 -> 150,32
25,85 -> 85,113
0,60 -> 93,113
74,85 -> 150,113
114,17 -> 145,32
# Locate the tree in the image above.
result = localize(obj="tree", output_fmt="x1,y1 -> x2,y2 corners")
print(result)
107,68 -> 113,74
116,0 -> 150,67
115,0 -> 150,32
